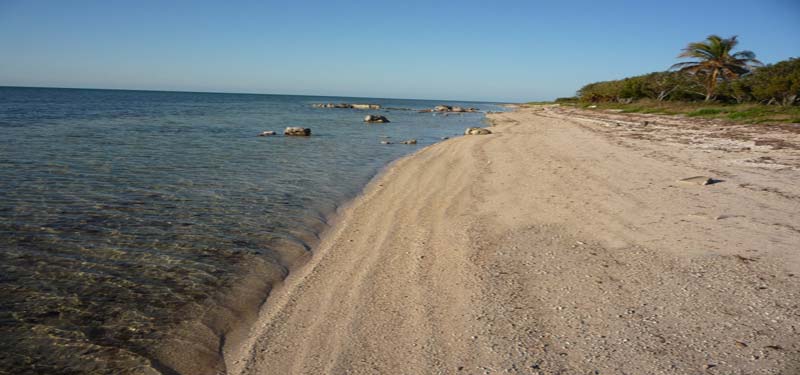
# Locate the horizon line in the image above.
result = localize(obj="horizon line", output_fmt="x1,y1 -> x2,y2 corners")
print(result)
0,84 -> 514,104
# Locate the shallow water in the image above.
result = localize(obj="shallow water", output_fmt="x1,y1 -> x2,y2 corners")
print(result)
0,87 -> 502,374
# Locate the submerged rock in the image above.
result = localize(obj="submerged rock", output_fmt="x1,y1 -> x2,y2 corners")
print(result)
400,139 -> 417,144
258,131 -> 276,136
364,115 -> 390,123
464,127 -> 492,135
380,140 -> 393,145
284,127 -> 311,136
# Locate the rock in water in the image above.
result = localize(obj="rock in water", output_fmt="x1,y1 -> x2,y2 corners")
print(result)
284,127 -> 311,136
464,127 -> 492,135
434,105 -> 452,112
364,115 -> 390,123
312,103 -> 381,109
431,105 -> 478,113
352,104 -> 381,110
400,139 -> 417,144
258,131 -> 276,136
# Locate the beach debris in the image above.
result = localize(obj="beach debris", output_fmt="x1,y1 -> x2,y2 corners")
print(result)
464,127 -> 492,135
677,176 -> 717,185
284,127 -> 311,136
258,130 -> 276,136
312,103 -> 381,109
364,115 -> 390,123
380,140 -> 393,145
734,254 -> 757,263
400,139 -> 417,144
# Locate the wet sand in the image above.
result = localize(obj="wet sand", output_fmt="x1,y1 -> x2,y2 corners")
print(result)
223,106 -> 799,374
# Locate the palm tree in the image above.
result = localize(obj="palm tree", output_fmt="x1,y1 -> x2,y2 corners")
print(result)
671,35 -> 762,101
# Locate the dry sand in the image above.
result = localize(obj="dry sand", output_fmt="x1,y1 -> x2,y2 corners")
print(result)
224,106 -> 799,375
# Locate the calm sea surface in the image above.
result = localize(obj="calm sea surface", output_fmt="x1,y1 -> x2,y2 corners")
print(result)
0,87 -> 503,374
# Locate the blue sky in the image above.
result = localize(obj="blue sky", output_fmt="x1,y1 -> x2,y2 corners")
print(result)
0,0 -> 798,102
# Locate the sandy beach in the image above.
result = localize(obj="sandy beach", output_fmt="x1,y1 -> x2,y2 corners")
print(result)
223,106 -> 800,375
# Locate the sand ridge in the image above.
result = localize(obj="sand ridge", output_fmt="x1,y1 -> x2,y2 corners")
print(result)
224,106 -> 799,374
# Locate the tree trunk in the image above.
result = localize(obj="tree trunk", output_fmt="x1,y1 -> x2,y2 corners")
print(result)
657,87 -> 676,101
704,69 -> 719,102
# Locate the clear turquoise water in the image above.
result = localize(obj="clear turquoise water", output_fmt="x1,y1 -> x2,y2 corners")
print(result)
0,87 -> 503,374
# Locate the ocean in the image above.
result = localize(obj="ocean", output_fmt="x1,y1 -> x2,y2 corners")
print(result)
0,87 -> 503,374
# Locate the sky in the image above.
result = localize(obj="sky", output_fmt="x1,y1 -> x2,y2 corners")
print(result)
0,1 -> 798,102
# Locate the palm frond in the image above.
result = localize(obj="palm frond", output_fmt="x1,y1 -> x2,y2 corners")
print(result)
670,61 -> 701,70
672,34 -> 758,100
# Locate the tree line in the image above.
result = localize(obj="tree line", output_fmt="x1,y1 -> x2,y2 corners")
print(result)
575,35 -> 799,106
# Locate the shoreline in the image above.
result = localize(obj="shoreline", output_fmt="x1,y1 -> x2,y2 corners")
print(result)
221,131 -> 485,375
218,133 -> 462,374
152,124 -> 471,374
217,105 -> 799,374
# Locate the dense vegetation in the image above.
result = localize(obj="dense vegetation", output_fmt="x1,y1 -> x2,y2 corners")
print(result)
574,35 -> 799,107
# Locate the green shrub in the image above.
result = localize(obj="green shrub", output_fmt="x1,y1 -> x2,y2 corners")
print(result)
554,97 -> 578,104
749,58 -> 800,106
577,71 -> 704,103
